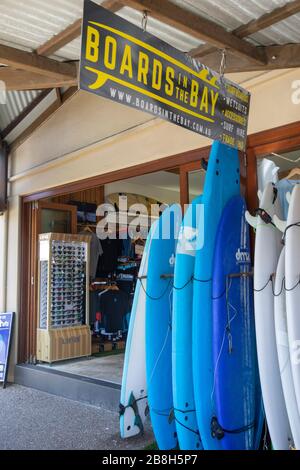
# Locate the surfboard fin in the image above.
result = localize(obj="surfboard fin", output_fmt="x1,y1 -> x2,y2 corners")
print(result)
245,211 -> 257,229
273,215 -> 287,233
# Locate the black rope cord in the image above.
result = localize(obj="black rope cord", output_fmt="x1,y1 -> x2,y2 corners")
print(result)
174,408 -> 196,414
138,277 -> 173,301
173,276 -> 193,291
254,275 -> 273,293
119,396 -> 148,416
211,416 -> 255,440
174,417 -> 200,437
153,407 -> 201,439
282,221 -> 300,244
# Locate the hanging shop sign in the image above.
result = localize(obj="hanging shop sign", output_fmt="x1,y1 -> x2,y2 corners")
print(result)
80,0 -> 250,151
0,312 -> 14,388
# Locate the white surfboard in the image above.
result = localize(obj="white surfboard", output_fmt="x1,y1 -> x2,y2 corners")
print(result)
285,185 -> 300,419
274,248 -> 300,449
120,220 -> 158,438
252,182 -> 292,449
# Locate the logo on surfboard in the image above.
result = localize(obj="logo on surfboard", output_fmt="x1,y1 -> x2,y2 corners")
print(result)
235,248 -> 251,264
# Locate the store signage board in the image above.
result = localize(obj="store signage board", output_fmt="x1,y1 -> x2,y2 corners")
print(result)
0,312 -> 14,388
80,0 -> 250,151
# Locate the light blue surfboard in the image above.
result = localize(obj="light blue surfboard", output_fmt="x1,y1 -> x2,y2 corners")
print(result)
193,141 -> 240,450
146,203 -> 182,450
172,195 -> 203,450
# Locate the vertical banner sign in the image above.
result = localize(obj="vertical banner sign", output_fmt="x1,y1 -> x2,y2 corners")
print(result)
80,0 -> 251,151
0,312 -> 14,388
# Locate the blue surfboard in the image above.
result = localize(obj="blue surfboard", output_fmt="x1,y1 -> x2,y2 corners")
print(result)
146,203 -> 182,450
212,195 -> 259,449
172,195 -> 203,450
193,141 -> 240,450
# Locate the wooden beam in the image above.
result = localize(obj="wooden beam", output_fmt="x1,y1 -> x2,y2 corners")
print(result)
199,43 -> 300,73
122,0 -> 266,64
192,0 -> 300,59
10,87 -> 78,152
1,90 -> 53,139
0,67 -> 77,91
36,0 -> 124,57
0,44 -> 77,80
36,18 -> 82,57
234,0 -> 300,38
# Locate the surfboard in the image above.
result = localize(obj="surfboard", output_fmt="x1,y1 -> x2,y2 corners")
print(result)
120,219 -> 158,438
172,195 -> 203,450
193,141 -> 240,450
212,195 -> 259,450
146,203 -> 182,450
251,182 -> 292,449
274,247 -> 300,449
285,185 -> 300,422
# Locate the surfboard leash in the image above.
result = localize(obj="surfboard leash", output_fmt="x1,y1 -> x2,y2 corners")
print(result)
211,416 -> 255,440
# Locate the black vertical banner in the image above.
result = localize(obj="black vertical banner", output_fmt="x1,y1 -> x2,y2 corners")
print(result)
80,0 -> 250,151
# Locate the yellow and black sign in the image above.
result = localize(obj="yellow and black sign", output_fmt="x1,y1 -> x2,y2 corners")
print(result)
80,0 -> 250,151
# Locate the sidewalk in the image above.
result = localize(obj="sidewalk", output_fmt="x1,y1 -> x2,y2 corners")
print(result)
0,384 -> 153,450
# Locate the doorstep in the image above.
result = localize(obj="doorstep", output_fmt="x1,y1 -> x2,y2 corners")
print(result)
14,363 -> 121,412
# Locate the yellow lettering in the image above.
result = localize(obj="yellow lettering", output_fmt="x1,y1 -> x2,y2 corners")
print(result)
120,44 -> 133,78
137,52 -> 149,85
165,67 -> 175,96
199,87 -> 209,114
211,91 -> 219,116
104,36 -> 117,70
190,80 -> 199,108
86,26 -> 99,63
152,59 -> 163,90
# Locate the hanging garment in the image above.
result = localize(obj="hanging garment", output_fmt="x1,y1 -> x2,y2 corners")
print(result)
79,230 -> 103,279
276,179 -> 300,218
257,158 -> 279,193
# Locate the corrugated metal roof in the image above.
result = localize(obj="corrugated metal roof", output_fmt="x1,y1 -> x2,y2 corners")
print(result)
172,0 -> 300,47
0,88 -> 41,131
0,0 -> 299,135
1,0 -> 299,60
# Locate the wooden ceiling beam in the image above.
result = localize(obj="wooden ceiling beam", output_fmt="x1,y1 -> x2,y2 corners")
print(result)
36,18 -> 82,57
121,0 -> 266,65
0,44 -> 77,80
234,0 -> 300,38
199,43 -> 300,73
0,67 -> 77,91
192,0 -> 300,59
36,0 -> 124,57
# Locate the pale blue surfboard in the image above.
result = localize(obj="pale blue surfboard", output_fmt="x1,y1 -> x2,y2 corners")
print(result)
146,203 -> 182,450
172,195 -> 203,450
193,141 -> 240,450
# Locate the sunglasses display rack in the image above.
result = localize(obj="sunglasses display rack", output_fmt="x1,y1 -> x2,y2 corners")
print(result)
37,233 -> 92,363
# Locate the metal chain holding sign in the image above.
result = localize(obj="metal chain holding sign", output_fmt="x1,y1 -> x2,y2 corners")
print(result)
219,48 -> 227,83
142,10 -> 148,32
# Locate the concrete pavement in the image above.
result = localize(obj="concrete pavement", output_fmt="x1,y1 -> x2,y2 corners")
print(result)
0,384 -> 153,450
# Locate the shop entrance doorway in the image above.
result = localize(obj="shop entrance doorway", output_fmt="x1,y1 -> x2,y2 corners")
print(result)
18,144 -> 249,387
